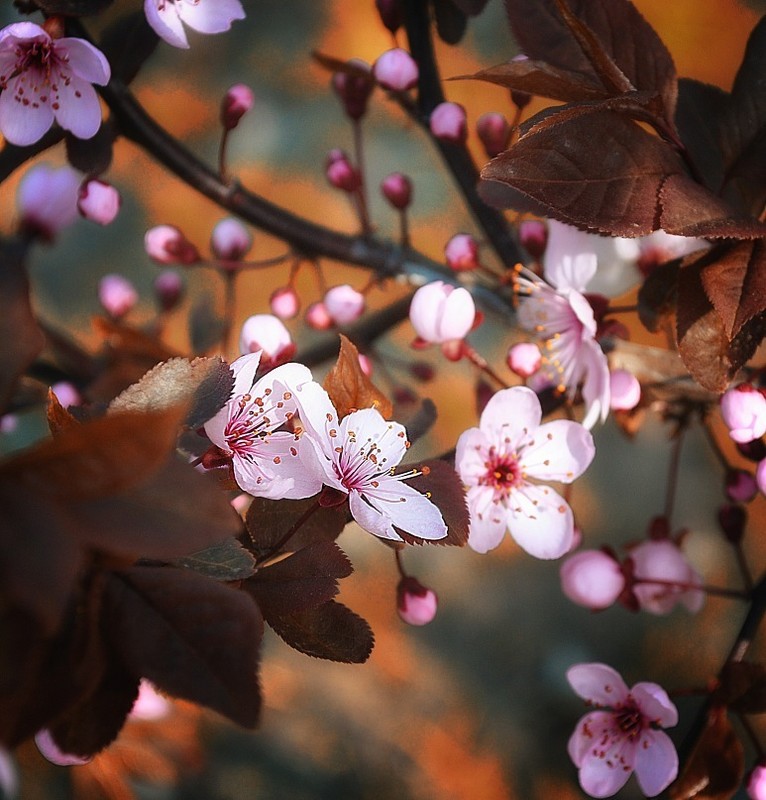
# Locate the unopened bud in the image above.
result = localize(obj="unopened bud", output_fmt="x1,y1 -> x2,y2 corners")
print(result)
560,549 -> 625,610
429,101 -> 467,144
77,179 -> 120,226
718,503 -> 747,543
376,0 -> 402,33
35,730 -> 91,767
331,60 -> 374,120
373,48 -> 418,92
324,284 -> 366,325
519,219 -> 547,260
759,459 -> 766,495
154,269 -> 184,312
305,301 -> 333,330
145,225 -> 200,265
221,83 -> 254,130
51,381 -> 81,408
239,314 -> 295,367
445,233 -> 480,271
211,217 -> 253,263
99,274 -> 138,319
397,576 -> 438,626
721,384 -> 766,444
326,152 -> 361,192
747,764 -> 766,800
381,172 -> 412,210
270,286 -> 300,319
507,342 -> 541,378
510,54 -> 531,109
476,112 -> 510,158
725,469 -> 758,503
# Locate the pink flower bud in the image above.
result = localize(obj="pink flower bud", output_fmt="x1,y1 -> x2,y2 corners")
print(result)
221,83 -> 254,130
376,0 -> 402,33
748,764 -> 766,800
429,102 -> 467,144
721,384 -> 766,443
560,549 -> 625,610
17,163 -> 80,242
211,217 -> 253,263
332,60 -> 374,120
99,274 -> 138,319
725,468 -> 758,503
758,458 -> 766,495
397,576 -> 438,626
476,112 -> 510,158
444,233 -> 480,271
305,301 -> 333,330
381,172 -> 412,210
77,179 -> 120,226
35,729 -> 91,766
326,153 -> 361,192
519,219 -> 548,260
270,286 -> 300,319
628,539 -> 704,615
409,281 -> 475,344
373,48 -> 419,92
238,314 -> 295,367
130,680 -> 171,721
507,342 -> 542,378
410,362 -> 435,382
609,369 -> 641,411
145,225 -> 200,265
324,284 -> 366,325
51,381 -> 81,408
154,269 -> 184,312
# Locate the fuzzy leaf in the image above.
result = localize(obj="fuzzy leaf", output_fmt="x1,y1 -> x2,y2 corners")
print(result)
173,537 -> 256,582
267,600 -> 374,663
481,110 -> 685,235
324,335 -> 393,420
105,566 -> 263,728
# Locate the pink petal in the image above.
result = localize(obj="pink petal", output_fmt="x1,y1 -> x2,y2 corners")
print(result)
364,479 -> 447,540
480,385 -> 541,443
341,407 -> 407,470
521,419 -> 595,483
52,76 -> 103,140
177,0 -> 246,34
567,710 -> 615,766
293,380 -> 338,459
565,287 -> 598,337
567,663 -> 629,706
631,683 -> 678,728
634,729 -> 678,797
349,489 -> 403,540
578,744 -> 634,798
144,0 -> 189,48
455,426 -> 489,485
466,486 -> 507,553
0,22 -> 48,46
546,252 -> 597,293
0,76 -> 54,146
508,483 -> 574,559
58,37 -> 111,84
229,351 -> 262,394
579,339 -> 611,429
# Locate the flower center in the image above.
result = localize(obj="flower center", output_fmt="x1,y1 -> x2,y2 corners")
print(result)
615,702 -> 644,741
224,388 -> 293,458
480,448 -> 522,496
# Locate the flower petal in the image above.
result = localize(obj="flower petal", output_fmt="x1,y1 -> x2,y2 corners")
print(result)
230,351 -> 262,395
634,729 -> 678,797
177,0 -> 246,34
59,37 -> 111,84
567,663 -> 630,706
631,683 -> 678,728
293,379 -> 338,459
0,75 -> 54,146
521,419 -> 595,483
547,252 -> 597,293
507,483 -> 574,559
341,407 -> 407,471
349,490 -> 402,541
579,339 -> 610,429
578,743 -> 635,798
52,77 -> 103,140
144,0 -> 190,48
365,479 -> 447,540
466,486 -> 507,553
479,386 -> 541,444
567,710 -> 615,767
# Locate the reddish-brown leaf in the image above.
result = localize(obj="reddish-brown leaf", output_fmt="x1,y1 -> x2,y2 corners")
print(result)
105,566 -> 263,728
670,707 -> 743,800
267,600 -> 374,664
46,388 -> 79,435
715,661 -> 766,714
480,110 -> 685,235
324,335 -> 393,420
637,259 -> 680,333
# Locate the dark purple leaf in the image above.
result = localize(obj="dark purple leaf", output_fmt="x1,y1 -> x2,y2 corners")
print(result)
637,259 -> 679,333
267,600 -> 374,664
105,566 -> 263,728
173,537 -> 256,582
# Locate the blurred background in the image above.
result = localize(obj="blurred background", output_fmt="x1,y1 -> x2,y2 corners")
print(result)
2,0 -> 766,797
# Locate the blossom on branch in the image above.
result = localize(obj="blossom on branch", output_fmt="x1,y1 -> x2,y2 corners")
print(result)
455,386 -> 594,558
144,0 -> 245,49
293,381 -> 448,542
567,663 -> 678,798
409,280 -> 475,344
0,22 -> 110,146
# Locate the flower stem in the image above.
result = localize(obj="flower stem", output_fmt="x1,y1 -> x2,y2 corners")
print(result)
352,119 -> 372,236
632,576 -> 749,601
461,343 -> 510,389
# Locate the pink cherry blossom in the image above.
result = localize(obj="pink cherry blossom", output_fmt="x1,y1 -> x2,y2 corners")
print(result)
560,549 -> 625,610
211,217 -> 252,263
629,539 -> 704,615
0,22 -> 110,146
567,663 -> 678,798
609,369 -> 641,411
429,101 -> 467,144
144,0 -> 245,49
506,342 -> 542,378
455,386 -> 595,558
720,384 -> 766,444
238,313 -> 295,367
516,253 -> 610,429
203,352 -> 322,500
78,178 -> 121,226
409,281 -> 475,344
324,284 -> 366,325
17,163 -> 80,242
373,48 -> 419,91
293,381 -> 448,542
397,576 -> 438,626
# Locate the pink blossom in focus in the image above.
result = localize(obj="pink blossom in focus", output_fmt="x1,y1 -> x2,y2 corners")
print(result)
78,179 -> 121,226
748,764 -> 766,800
429,101 -> 467,144
560,549 -> 625,610
238,313 -> 295,367
51,381 -> 81,408
305,301 -> 333,330
397,576 -> 438,626
35,729 -> 92,766
292,381 -> 448,542
409,281 -> 475,344
629,539 -> 704,615
203,352 -> 321,500
381,172 -> 412,210
154,269 -> 184,311
373,48 -> 419,91
609,369 -> 641,411
17,163 -> 80,242
211,217 -> 252,263
506,342 -> 541,378
144,0 -> 245,49
270,286 -> 300,319
324,284 -> 366,325
221,83 -> 254,130
99,274 -> 138,319
0,22 -> 110,146
145,225 -> 200,265
567,663 -> 678,798
445,233 -> 480,271
721,384 -> 766,444
476,112 -> 510,158
455,386 -> 595,557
